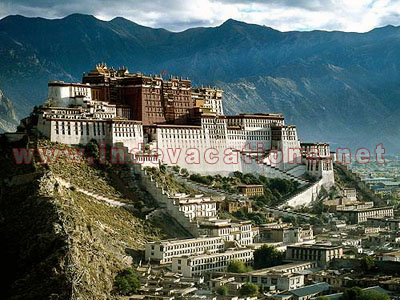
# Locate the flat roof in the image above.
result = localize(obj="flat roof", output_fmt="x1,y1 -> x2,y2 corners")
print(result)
237,184 -> 264,188
178,248 -> 253,260
339,206 -> 393,212
144,124 -> 201,129
289,282 -> 330,297
248,262 -> 315,275
149,236 -> 223,245
226,113 -> 284,119
48,81 -> 90,87
287,244 -> 342,250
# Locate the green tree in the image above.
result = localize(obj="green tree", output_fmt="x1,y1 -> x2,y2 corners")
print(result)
227,260 -> 249,273
239,282 -> 258,296
254,245 -> 284,269
85,139 -> 99,161
362,291 -> 390,300
342,287 -> 389,300
342,287 -> 363,300
160,164 -> 166,174
181,168 -> 189,177
361,256 -> 375,272
172,165 -> 180,173
114,268 -> 141,295
233,171 -> 243,179
216,285 -> 228,295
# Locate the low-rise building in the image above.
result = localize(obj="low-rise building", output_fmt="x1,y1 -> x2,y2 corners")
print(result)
285,244 -> 343,267
343,188 -> 357,201
258,224 -> 314,244
237,184 -> 264,197
212,271 -> 304,292
222,199 -> 253,214
367,217 -> 400,231
336,206 -> 394,224
145,236 -> 225,264
198,219 -> 255,246
171,248 -> 254,277
308,270 -> 350,288
284,282 -> 330,300
209,276 -> 243,296
171,194 -> 218,222
212,262 -> 317,293
376,250 -> 400,262
335,201 -> 374,212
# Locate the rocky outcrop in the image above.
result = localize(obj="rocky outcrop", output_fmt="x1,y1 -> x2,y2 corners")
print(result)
0,138 -> 165,299
0,89 -> 18,132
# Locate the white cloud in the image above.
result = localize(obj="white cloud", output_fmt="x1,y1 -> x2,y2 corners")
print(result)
1,0 -> 400,32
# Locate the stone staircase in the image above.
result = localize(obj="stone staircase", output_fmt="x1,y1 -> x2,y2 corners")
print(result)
130,165 -> 199,237
259,162 -> 309,186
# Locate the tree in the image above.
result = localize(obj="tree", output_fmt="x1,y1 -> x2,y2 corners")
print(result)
85,139 -> 99,161
227,260 -> 249,273
254,245 -> 284,269
114,268 -> 141,295
342,287 -> 363,300
342,287 -> 389,300
239,282 -> 258,296
362,291 -> 390,300
180,168 -> 189,177
216,285 -> 228,295
233,171 -> 243,179
160,164 -> 166,174
361,256 -> 375,272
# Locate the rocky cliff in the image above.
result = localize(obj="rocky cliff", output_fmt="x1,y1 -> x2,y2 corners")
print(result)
0,137 -> 168,299
0,89 -> 18,132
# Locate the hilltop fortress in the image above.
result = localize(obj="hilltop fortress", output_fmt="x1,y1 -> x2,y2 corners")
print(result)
30,64 -> 334,188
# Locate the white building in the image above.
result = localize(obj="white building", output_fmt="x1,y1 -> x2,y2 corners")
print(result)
171,194 -> 218,222
145,236 -> 226,264
37,100 -> 143,151
377,250 -> 400,262
286,244 -> 343,267
192,87 -> 224,116
171,248 -> 254,277
301,142 -> 334,185
343,188 -> 357,202
198,219 -> 255,246
48,81 -> 92,107
34,77 -> 335,193
211,262 -> 318,292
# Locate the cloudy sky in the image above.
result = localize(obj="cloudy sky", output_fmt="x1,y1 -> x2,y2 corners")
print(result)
1,0 -> 400,32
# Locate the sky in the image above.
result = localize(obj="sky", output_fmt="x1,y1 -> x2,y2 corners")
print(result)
1,0 -> 400,32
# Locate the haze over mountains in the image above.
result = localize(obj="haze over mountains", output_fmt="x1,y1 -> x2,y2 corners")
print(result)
0,14 -> 399,152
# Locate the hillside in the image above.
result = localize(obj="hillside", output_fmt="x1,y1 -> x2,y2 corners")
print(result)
0,137 -> 179,299
0,89 -> 18,132
1,15 -> 400,151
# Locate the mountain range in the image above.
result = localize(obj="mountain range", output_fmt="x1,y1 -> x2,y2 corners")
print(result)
0,14 -> 399,152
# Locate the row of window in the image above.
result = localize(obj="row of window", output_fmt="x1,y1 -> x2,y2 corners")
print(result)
55,121 -> 106,136
189,252 -> 253,266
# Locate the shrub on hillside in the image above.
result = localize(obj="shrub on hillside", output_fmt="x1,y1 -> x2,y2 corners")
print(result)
113,268 -> 141,295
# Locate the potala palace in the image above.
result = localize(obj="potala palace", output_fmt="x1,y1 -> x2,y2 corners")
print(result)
29,64 -> 334,199
8,64 -> 400,299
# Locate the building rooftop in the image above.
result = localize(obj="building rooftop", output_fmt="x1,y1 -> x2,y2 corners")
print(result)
289,282 -> 329,297
226,113 -> 284,119
287,244 -> 342,250
237,184 -> 264,188
178,248 -> 253,260
148,236 -> 223,245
